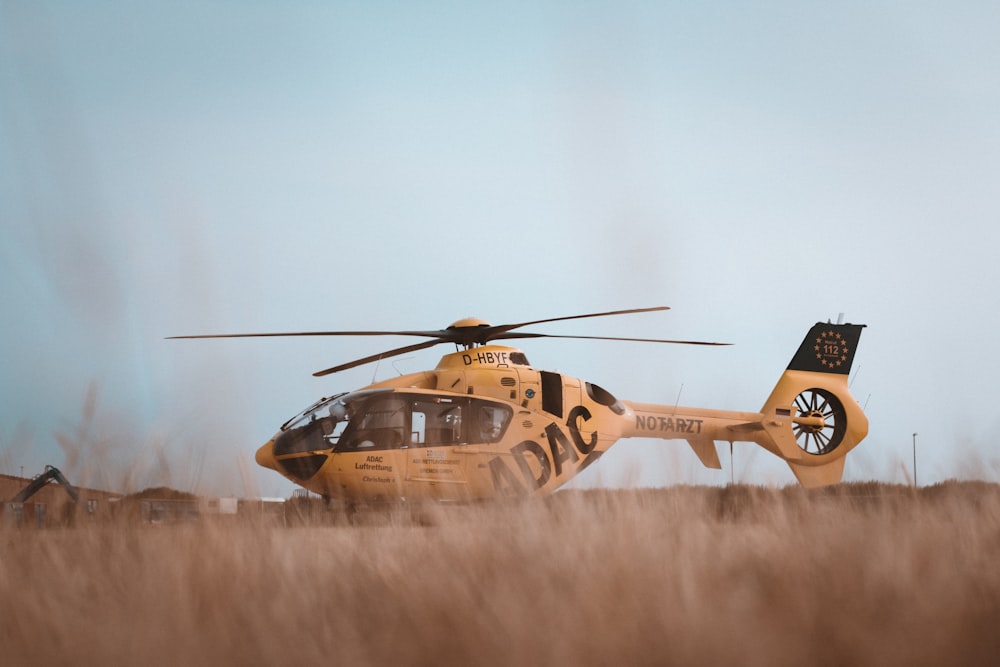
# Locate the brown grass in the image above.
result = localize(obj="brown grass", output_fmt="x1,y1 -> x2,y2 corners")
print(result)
2,482 -> 999,666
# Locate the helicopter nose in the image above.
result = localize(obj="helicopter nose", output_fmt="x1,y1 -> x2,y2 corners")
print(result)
255,439 -> 279,471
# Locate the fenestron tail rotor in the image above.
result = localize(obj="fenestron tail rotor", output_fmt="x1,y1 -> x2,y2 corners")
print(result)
168,306 -> 729,376
792,388 -> 848,455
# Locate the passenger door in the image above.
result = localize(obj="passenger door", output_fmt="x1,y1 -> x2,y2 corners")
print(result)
405,396 -> 469,500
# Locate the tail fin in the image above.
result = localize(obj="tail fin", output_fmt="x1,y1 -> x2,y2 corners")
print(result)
758,322 -> 868,487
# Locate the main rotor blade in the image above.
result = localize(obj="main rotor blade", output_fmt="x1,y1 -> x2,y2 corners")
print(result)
167,330 -> 450,340
312,339 -> 446,377
169,306 -> 695,375
493,333 -> 730,346
166,307 -> 673,344
485,306 -> 671,338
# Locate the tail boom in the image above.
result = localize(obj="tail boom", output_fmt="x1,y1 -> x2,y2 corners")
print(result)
618,322 -> 869,488
620,402 -> 804,469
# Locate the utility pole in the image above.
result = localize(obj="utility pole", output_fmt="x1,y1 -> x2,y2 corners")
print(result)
912,433 -> 918,487
729,442 -> 734,485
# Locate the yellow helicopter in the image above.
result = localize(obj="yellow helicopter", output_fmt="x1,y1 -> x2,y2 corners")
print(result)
171,307 -> 867,503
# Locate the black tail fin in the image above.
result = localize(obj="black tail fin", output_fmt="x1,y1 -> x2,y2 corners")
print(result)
787,322 -> 865,375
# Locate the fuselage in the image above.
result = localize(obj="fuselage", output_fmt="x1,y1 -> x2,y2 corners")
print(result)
255,345 -> 630,501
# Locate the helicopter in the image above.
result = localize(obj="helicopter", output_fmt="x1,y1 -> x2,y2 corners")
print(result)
170,307 -> 868,503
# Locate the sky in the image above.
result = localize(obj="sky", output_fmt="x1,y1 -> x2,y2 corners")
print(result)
2,1 -> 998,497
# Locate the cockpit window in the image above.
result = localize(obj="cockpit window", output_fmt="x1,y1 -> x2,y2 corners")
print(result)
274,394 -> 352,456
335,394 -> 407,452
280,393 -> 348,432
276,390 -> 514,455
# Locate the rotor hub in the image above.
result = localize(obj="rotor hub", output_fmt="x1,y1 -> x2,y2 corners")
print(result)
447,317 -> 491,330
801,409 -> 826,433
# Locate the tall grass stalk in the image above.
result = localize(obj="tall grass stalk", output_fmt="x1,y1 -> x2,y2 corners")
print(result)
2,483 -> 998,666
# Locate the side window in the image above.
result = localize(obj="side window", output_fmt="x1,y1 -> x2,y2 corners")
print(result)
337,395 -> 407,451
411,398 -> 464,446
473,400 -> 512,443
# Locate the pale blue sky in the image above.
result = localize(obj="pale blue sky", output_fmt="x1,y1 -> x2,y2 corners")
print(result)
2,1 -> 998,496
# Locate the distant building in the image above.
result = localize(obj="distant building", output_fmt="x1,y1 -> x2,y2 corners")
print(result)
0,470 -> 122,528
1,470 -> 288,527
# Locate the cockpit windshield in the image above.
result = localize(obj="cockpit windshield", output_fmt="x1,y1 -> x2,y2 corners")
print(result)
279,393 -> 347,432
273,390 -> 389,456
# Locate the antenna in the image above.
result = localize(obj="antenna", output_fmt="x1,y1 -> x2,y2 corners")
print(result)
837,313 -> 845,325
673,383 -> 684,414
391,357 -> 414,376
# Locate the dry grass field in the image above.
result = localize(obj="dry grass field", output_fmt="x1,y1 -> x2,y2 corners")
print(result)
2,482 -> 999,666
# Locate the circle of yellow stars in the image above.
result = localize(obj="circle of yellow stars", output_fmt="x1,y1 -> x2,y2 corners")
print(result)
814,330 -> 850,368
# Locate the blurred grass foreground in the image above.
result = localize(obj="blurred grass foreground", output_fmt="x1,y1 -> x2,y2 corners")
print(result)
1,482 -> 999,666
